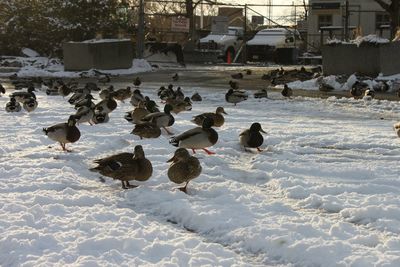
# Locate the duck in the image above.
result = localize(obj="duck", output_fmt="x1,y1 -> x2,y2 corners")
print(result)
99,85 -> 114,100
22,97 -> 38,112
112,87 -> 132,102
317,77 -> 334,92
68,89 -> 89,105
350,81 -> 368,98
92,110 -> 110,124
5,97 -> 22,112
95,95 -> 117,114
144,96 -> 160,113
74,94 -> 96,110
172,73 -> 179,81
85,82 -> 100,92
10,86 -> 36,102
130,89 -> 145,107
130,122 -> 161,139
46,87 -> 59,96
231,73 -> 243,79
133,77 -> 141,87
170,117 -> 218,155
394,122 -> 400,138
225,89 -> 248,106
73,102 -> 94,125
373,80 -> 389,92
158,86 -> 175,102
58,84 -> 72,97
167,148 -> 202,194
254,89 -> 269,99
281,84 -> 293,98
124,101 -> 150,124
141,104 -> 175,135
191,106 -> 227,127
167,96 -> 192,114
239,122 -> 266,152
90,145 -> 153,189
191,92 -> 202,101
364,89 -> 375,100
175,87 -> 185,101
0,83 -> 5,95
229,80 -> 239,90
43,115 -> 81,151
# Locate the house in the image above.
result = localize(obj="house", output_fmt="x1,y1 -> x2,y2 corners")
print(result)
307,0 -> 390,51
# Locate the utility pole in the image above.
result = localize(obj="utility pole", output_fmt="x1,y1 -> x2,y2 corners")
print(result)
344,0 -> 349,41
242,4 -> 247,64
136,0 -> 145,58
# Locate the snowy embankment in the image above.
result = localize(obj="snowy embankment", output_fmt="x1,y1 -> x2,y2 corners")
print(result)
1,84 -> 400,266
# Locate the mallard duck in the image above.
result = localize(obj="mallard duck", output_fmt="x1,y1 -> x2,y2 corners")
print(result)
23,97 -> 38,112
229,80 -> 239,90
124,101 -> 150,124
95,95 -> 117,114
131,122 -> 161,139
145,96 -> 160,113
394,122 -> 400,138
99,85 -> 114,100
239,122 -> 266,152
92,111 -> 109,124
141,104 -> 175,135
281,84 -> 293,98
191,92 -> 202,101
112,87 -> 132,102
167,148 -> 202,193
10,86 -> 36,102
364,89 -> 375,100
167,96 -> 192,114
191,107 -> 227,127
170,117 -> 218,155
0,83 -> 5,95
231,73 -> 243,79
133,77 -> 141,87
350,81 -> 367,98
175,87 -> 184,101
73,102 -> 94,125
43,115 -> 81,151
130,89 -> 145,107
74,94 -> 96,110
5,97 -> 22,112
254,89 -> 268,99
90,145 -> 153,189
225,89 -> 248,106
58,84 -> 71,97
172,73 -> 179,81
68,89 -> 89,105
85,82 -> 99,92
98,74 -> 110,84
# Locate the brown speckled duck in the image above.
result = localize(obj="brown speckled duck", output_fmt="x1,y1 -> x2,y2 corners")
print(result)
394,122 -> 400,138
5,97 -> 21,112
167,148 -> 202,193
22,97 -> 38,112
90,145 -> 153,189
43,115 -> 81,151
130,122 -> 161,139
112,87 -> 132,102
191,107 -> 227,127
124,101 -> 150,124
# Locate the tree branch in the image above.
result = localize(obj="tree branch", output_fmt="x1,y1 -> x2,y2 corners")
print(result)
374,0 -> 391,12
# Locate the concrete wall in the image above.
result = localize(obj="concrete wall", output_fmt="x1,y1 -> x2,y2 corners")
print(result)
322,42 -> 400,76
63,40 -> 133,71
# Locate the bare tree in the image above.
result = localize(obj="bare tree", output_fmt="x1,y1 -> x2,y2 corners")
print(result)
374,0 -> 400,38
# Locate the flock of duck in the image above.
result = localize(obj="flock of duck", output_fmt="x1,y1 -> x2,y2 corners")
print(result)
1,73 -> 270,193
2,68 -> 399,192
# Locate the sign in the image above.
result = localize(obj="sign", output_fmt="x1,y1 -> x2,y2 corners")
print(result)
211,16 -> 229,34
312,2 -> 340,10
171,17 -> 190,32
251,16 -> 264,25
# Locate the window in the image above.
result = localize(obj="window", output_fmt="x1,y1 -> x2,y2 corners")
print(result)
318,14 -> 333,28
376,13 -> 390,30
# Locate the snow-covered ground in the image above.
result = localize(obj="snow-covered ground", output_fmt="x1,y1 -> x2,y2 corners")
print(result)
1,84 -> 400,266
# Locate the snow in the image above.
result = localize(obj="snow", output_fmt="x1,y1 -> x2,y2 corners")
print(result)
1,81 -> 400,266
327,35 -> 390,47
0,58 -> 152,78
79,39 -> 131,44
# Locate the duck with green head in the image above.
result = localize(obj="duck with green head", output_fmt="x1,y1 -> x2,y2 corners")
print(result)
170,117 -> 218,155
239,122 -> 266,152
43,115 -> 81,152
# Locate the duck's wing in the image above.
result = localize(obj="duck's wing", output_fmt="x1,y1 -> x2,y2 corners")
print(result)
170,127 -> 203,146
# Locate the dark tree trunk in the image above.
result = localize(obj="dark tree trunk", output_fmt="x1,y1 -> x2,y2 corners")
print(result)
374,0 -> 400,38
185,0 -> 195,39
